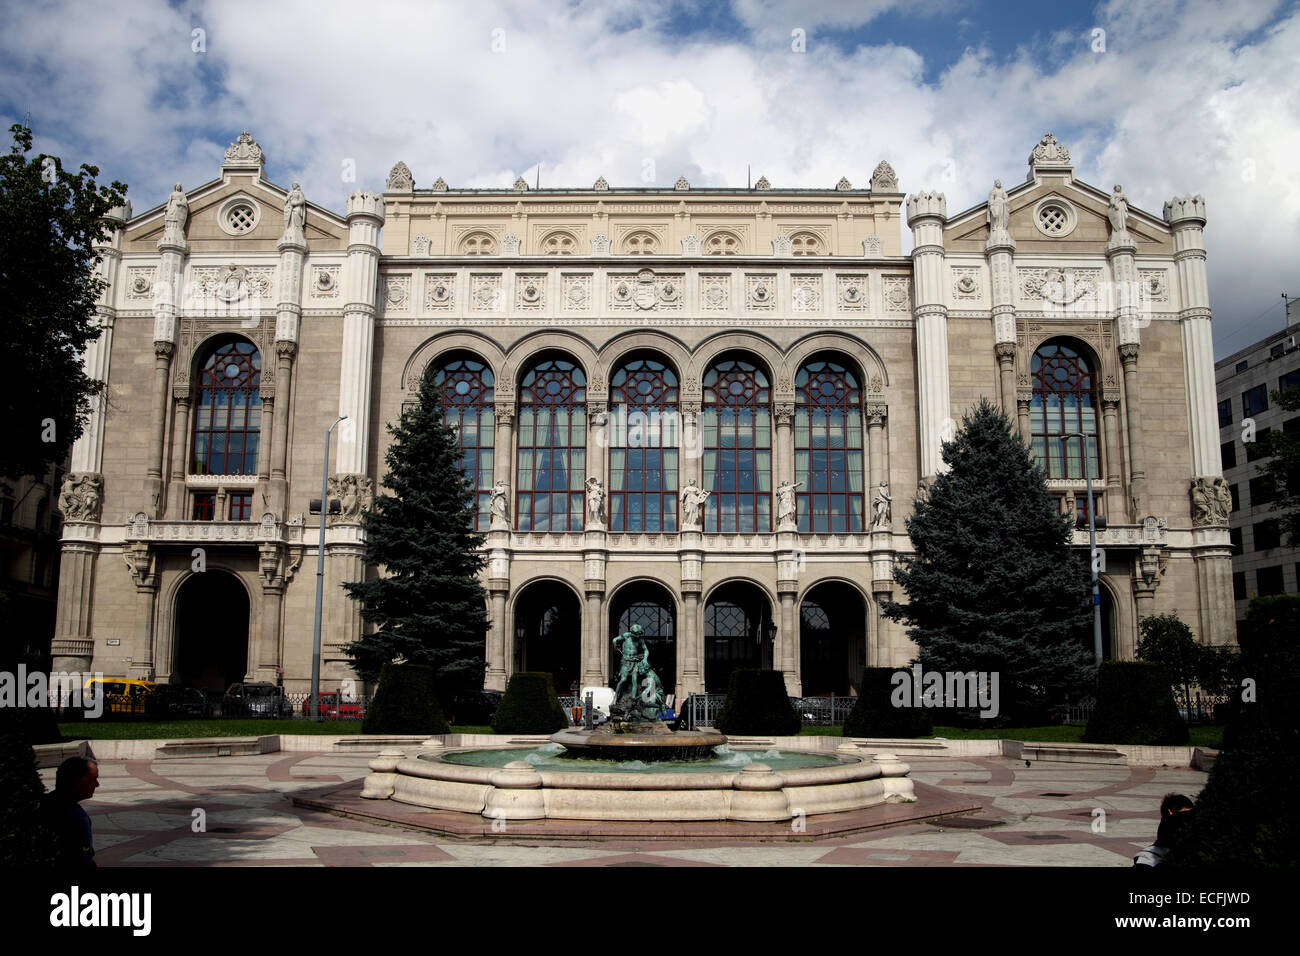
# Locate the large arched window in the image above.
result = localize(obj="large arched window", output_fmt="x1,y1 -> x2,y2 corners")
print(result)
192,338 -> 261,476
702,358 -> 771,533
1031,341 -> 1100,481
609,357 -> 679,532
431,357 -> 495,530
795,359 -> 864,532
516,358 -> 586,532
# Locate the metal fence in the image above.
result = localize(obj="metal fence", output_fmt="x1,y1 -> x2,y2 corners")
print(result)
674,694 -> 856,730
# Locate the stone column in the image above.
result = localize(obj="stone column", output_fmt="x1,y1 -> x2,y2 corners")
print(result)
493,403 -> 515,504
270,342 -> 296,513
271,221 -> 306,517
165,394 -> 191,519
1166,194 -> 1234,645
774,401 -> 795,503
335,191 -> 384,477
1119,344 -> 1147,519
680,402 -> 703,505
150,212 -> 188,517
678,543 -> 704,696
986,220 -> 1018,418
122,543 -> 158,680
907,191 -> 951,480
1102,395 -> 1124,519
54,202 -> 130,675
255,544 -> 286,682
486,586 -> 508,691
587,403 -> 608,528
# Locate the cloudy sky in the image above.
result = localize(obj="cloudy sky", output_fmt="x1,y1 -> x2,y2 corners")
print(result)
2,0 -> 1297,357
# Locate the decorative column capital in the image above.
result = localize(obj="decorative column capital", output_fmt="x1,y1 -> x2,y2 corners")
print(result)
866,402 -> 888,425
494,403 -> 514,427
1118,342 -> 1141,365
994,342 -> 1017,363
774,402 -> 795,426
276,340 -> 298,361
154,341 -> 175,360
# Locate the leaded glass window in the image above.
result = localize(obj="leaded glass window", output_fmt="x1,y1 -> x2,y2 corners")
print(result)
702,358 -> 771,532
795,360 -> 864,532
192,339 -> 262,476
1030,342 -> 1099,479
431,357 -> 495,530
516,359 -> 586,532
609,358 -> 679,532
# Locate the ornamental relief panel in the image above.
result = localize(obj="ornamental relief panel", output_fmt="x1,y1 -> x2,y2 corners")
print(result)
470,274 -> 504,311
126,266 -> 157,299
189,265 -> 275,306
309,266 -> 340,299
380,275 -> 411,313
951,267 -> 981,301
423,273 -> 455,310
791,274 -> 822,312
1138,269 -> 1169,303
883,275 -> 911,313
514,273 -> 546,311
837,275 -> 869,311
700,274 -> 730,311
1018,267 -> 1102,307
561,274 -> 592,311
607,269 -> 684,311
745,274 -> 777,311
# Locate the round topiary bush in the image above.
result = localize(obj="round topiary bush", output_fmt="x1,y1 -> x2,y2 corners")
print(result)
490,672 -> 568,734
714,669 -> 800,736
1082,661 -> 1188,745
361,663 -> 450,735
843,667 -> 933,738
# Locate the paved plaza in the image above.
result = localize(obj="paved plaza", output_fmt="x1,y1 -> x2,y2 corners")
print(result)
46,750 -> 1207,867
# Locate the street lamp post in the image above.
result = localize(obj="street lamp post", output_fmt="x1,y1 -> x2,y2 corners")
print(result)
311,415 -> 347,721
1064,432 -> 1105,664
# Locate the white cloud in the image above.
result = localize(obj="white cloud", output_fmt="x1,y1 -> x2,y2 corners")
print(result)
1,0 -> 1295,353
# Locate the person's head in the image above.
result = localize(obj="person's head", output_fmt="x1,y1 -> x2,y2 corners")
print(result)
1160,793 -> 1194,818
54,757 -> 99,802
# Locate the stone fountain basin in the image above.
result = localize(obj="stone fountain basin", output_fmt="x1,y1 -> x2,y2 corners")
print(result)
361,746 -> 915,823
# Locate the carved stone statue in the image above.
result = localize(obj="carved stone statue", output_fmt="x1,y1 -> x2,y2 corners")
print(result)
585,476 -> 605,525
871,481 -> 892,528
987,180 -> 1010,240
161,183 -> 188,245
328,474 -> 374,522
283,181 -> 306,240
679,478 -> 710,531
490,479 -> 510,530
58,473 -> 103,522
611,624 -> 664,721
776,479 -> 802,527
1190,476 -> 1230,526
1107,184 -> 1130,243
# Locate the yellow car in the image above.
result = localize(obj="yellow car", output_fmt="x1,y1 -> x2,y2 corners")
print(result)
81,677 -> 158,715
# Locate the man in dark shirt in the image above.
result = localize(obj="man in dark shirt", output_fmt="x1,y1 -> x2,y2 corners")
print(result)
43,756 -> 100,867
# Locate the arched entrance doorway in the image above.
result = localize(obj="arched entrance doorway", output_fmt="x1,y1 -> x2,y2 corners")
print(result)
704,581 -> 773,694
608,581 -> 677,697
799,582 -> 867,696
173,571 -> 250,692
512,581 -> 581,696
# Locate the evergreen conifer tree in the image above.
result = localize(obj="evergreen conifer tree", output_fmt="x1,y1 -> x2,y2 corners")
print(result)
343,369 -> 489,700
881,398 -> 1095,719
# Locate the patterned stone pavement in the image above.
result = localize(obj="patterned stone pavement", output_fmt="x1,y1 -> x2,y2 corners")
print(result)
42,751 -> 1206,867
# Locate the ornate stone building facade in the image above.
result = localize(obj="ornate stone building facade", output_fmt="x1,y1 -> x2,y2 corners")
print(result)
51,132 -> 1234,698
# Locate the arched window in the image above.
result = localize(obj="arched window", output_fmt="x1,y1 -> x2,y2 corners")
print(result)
431,357 -> 495,530
702,358 -> 771,533
192,338 -> 261,476
1031,341 -> 1100,481
609,358 -> 679,532
704,231 -> 741,254
541,231 -> 577,254
790,232 -> 823,255
459,232 -> 497,255
516,358 -> 586,532
795,359 -> 864,532
623,232 -> 659,254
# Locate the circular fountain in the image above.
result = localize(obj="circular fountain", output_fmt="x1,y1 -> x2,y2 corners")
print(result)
359,628 -> 915,824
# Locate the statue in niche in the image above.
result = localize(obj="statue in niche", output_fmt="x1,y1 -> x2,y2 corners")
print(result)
987,180 -> 1010,239
585,476 -> 605,525
1108,185 -> 1130,237
162,183 -> 188,243
776,479 -> 803,527
871,481 -> 892,528
679,478 -> 711,530
58,473 -> 103,522
490,479 -> 510,529
283,181 -> 306,239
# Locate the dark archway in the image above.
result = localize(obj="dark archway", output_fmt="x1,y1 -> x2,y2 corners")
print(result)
512,581 -> 581,696
704,581 -> 773,693
174,571 -> 250,692
800,582 -> 867,696
1100,583 -> 1116,662
608,581 -> 677,697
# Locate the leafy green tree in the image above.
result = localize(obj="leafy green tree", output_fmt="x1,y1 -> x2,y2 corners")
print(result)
343,369 -> 489,703
1258,385 -> 1300,546
881,398 -> 1095,720
1135,613 -> 1200,712
0,124 -> 127,480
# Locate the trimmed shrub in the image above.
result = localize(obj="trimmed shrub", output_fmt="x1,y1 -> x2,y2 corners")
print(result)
714,670 -> 801,736
1083,661 -> 1188,745
490,672 -> 568,735
361,663 -> 450,735
1168,595 -> 1300,866
843,667 -> 933,738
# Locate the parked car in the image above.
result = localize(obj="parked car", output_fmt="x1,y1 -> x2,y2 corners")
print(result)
153,684 -> 214,718
81,677 -> 158,716
450,690 -> 504,725
300,691 -> 366,719
223,682 -> 293,718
